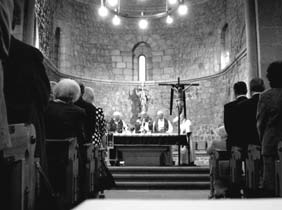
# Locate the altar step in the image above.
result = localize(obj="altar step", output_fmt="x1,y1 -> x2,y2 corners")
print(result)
109,166 -> 210,190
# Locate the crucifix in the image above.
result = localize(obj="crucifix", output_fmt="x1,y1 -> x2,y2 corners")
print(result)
159,77 -> 199,165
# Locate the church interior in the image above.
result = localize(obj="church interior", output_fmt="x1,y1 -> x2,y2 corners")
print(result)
1,0 -> 282,209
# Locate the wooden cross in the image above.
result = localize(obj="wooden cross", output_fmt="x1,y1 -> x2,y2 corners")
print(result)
159,77 -> 199,119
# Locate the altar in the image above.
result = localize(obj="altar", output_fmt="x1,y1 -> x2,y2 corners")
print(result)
107,133 -> 188,166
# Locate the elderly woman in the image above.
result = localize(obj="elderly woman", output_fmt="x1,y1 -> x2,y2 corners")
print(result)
45,79 -> 87,200
83,87 -> 115,196
83,87 -> 106,146
45,78 -> 86,142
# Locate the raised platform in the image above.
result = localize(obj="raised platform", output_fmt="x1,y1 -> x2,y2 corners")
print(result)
109,166 -> 210,190
118,146 -> 169,166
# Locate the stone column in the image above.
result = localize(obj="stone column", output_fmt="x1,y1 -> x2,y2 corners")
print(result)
244,0 -> 259,80
255,0 -> 282,87
22,0 -> 35,45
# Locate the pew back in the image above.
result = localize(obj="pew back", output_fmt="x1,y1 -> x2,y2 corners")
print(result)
275,142 -> 282,197
83,143 -> 95,197
1,123 -> 36,210
245,144 -> 261,196
46,138 -> 79,207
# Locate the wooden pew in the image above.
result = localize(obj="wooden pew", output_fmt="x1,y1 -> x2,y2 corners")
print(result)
230,146 -> 243,197
0,123 -> 36,210
275,141 -> 282,197
82,143 -> 95,198
93,145 -> 100,196
93,144 -> 109,198
46,138 -> 79,208
209,150 -> 230,198
245,144 -> 261,197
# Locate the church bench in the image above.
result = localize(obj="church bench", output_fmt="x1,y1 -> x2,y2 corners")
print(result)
93,145 -> 108,195
229,146 -> 244,197
0,123 -> 36,210
45,137 -> 79,208
275,142 -> 282,197
209,150 -> 229,198
82,143 -> 95,197
244,145 -> 262,197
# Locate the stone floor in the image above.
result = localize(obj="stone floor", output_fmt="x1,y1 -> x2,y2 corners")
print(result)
104,189 -> 210,199
74,197 -> 282,210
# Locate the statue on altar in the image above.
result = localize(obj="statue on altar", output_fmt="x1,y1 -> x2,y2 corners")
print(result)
135,83 -> 149,113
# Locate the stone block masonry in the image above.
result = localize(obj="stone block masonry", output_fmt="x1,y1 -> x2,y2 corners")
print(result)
38,0 -> 247,146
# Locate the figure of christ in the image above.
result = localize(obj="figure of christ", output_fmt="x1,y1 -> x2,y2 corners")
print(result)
136,83 -> 149,113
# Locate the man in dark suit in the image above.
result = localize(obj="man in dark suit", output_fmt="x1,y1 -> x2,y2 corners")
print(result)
3,35 -> 51,171
237,78 -> 265,156
257,61 -> 282,197
224,81 -> 248,153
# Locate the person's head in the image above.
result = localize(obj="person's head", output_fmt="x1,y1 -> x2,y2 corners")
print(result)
233,81 -> 247,97
113,111 -> 122,121
83,87 -> 95,104
157,110 -> 164,120
249,78 -> 265,95
53,78 -> 80,103
266,61 -> 282,88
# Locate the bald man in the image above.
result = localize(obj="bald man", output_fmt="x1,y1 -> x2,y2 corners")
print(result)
108,111 -> 128,133
153,110 -> 173,165
153,110 -> 173,133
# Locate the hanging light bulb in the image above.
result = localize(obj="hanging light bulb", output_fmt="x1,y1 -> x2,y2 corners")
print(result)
166,15 -> 173,24
107,0 -> 118,7
98,5 -> 109,17
112,15 -> 121,26
168,0 -> 178,5
178,4 -> 188,16
138,19 -> 148,30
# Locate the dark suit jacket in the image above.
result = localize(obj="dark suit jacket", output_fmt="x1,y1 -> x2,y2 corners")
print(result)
45,101 -> 86,144
237,94 -> 261,153
224,96 -> 248,152
75,98 -> 96,142
257,88 -> 282,156
4,36 -> 50,123
3,36 -> 50,171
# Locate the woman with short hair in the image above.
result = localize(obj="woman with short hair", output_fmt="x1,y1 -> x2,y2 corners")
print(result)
45,78 -> 86,141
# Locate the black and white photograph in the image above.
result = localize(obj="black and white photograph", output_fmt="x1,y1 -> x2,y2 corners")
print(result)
0,0 -> 282,210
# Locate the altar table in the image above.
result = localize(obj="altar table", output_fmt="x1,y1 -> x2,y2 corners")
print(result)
108,133 -> 188,166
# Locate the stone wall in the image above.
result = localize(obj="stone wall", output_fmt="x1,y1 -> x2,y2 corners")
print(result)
35,0 -> 57,60
39,0 -> 248,145
49,0 -> 246,81
45,49 -> 248,144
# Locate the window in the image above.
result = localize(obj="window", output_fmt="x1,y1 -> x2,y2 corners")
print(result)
139,55 -> 146,82
54,27 -> 61,68
34,17 -> 40,49
132,42 -> 152,81
220,24 -> 230,70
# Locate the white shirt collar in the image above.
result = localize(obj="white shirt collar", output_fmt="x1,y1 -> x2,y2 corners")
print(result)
236,95 -> 246,99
